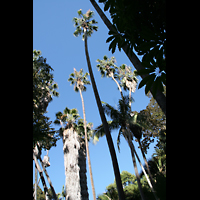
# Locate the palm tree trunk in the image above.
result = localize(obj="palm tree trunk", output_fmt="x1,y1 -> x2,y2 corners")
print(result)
129,135 -> 159,200
79,89 -> 96,200
111,74 -> 124,100
89,0 -> 166,116
124,132 -> 146,200
84,29 -> 125,200
138,140 -> 155,186
63,128 -> 89,200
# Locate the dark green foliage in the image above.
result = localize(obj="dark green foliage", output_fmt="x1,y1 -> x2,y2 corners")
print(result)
97,171 -> 158,200
54,107 -> 93,142
33,50 -> 59,150
73,9 -> 98,41
68,68 -> 90,92
99,0 -> 166,96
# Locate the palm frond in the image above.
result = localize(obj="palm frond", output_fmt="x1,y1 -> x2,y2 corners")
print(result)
63,107 -> 70,115
117,127 -> 124,152
102,101 -> 120,120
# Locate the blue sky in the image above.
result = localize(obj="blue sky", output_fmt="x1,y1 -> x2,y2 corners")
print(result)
33,0 -> 157,199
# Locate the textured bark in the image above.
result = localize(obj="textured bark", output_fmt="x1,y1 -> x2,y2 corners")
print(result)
63,128 -> 88,200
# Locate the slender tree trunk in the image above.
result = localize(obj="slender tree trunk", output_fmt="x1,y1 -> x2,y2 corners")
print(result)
33,153 -> 49,200
84,29 -> 125,200
123,131 -> 146,200
34,143 -> 57,199
89,0 -> 166,116
111,74 -> 124,100
34,165 -> 37,200
63,128 -> 89,200
38,155 -> 57,200
128,133 -> 159,200
138,140 -> 155,187
79,89 -> 96,200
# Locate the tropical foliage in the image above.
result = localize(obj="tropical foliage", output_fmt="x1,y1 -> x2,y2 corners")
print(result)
73,9 -> 126,199
54,107 -> 93,141
68,68 -> 96,200
98,0 -> 166,97
33,5 -> 166,200
73,9 -> 98,40
33,50 -> 59,150
97,138 -> 166,200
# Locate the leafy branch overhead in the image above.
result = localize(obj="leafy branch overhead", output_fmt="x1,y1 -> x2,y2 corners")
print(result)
98,0 -> 166,98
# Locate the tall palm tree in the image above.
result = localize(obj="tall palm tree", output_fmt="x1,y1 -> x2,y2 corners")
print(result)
94,97 -> 159,200
96,57 -> 158,199
54,107 -> 91,200
96,55 -> 123,99
94,96 -> 146,200
117,64 -> 138,110
89,0 -> 166,116
68,68 -> 96,200
73,9 -> 125,200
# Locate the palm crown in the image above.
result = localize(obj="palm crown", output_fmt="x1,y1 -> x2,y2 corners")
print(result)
54,107 -> 93,141
94,96 -> 142,150
117,64 -> 138,93
68,68 -> 90,92
73,9 -> 98,41
96,55 -> 117,78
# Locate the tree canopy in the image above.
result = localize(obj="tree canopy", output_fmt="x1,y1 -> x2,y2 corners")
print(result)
98,0 -> 166,98
33,50 -> 59,150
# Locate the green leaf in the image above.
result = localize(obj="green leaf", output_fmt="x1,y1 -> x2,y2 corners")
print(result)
136,68 -> 155,76
54,119 -> 60,125
77,9 -> 83,16
63,107 -> 70,115
144,74 -> 156,94
104,1 -> 110,11
109,38 -> 117,53
138,41 -> 157,53
106,35 -> 115,43
152,76 -> 164,98
138,75 -> 154,89
56,112 -> 63,119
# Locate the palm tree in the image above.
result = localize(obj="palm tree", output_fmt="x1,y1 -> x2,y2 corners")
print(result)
54,107 -> 91,200
96,57 -> 158,199
68,68 -> 96,200
117,64 -> 138,110
89,0 -> 166,116
94,97 -> 159,200
73,9 -> 125,200
94,96 -> 146,200
96,55 -> 123,99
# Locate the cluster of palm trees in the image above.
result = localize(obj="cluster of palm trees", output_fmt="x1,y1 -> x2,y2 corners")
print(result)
55,9 -> 160,200
33,9 -> 163,200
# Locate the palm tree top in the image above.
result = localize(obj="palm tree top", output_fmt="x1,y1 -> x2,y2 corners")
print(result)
73,9 -> 98,41
117,64 -> 138,92
54,106 -> 94,142
68,68 -> 91,92
96,55 -> 117,78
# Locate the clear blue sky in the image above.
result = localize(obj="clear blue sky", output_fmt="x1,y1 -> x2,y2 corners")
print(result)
33,0 -> 157,199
